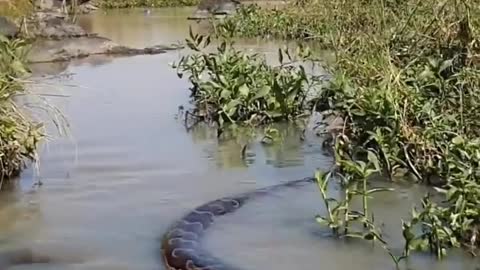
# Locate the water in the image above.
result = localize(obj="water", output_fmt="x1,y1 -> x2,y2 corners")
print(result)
0,7 -> 478,270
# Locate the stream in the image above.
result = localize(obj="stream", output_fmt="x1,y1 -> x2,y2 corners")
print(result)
0,7 -> 478,270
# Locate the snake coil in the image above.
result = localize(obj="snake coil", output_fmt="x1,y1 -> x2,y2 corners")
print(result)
161,177 -> 315,270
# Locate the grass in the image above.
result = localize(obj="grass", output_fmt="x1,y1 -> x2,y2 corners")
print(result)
208,0 -> 480,262
0,35 -> 44,189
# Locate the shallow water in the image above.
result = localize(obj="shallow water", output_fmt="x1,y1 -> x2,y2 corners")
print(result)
0,7 -> 478,270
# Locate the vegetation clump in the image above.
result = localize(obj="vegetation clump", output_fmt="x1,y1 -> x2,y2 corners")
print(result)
173,29 -> 324,131
0,35 -> 43,188
208,0 -> 480,261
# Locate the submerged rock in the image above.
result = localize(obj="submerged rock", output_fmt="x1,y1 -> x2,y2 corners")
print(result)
0,248 -> 51,269
0,16 -> 18,38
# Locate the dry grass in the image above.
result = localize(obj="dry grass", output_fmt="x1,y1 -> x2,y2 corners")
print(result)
0,0 -> 33,19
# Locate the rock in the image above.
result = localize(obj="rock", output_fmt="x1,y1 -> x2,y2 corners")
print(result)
35,0 -> 97,15
77,3 -> 98,14
35,0 -> 92,10
26,11 -> 90,39
0,16 -> 18,38
27,36 -> 184,63
34,0 -> 57,11
0,248 -> 51,268
24,2 -> 181,63
188,0 -> 241,20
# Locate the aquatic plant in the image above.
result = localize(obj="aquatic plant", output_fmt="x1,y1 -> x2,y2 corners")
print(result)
173,28 -> 325,132
215,0 -> 480,260
315,141 -> 402,264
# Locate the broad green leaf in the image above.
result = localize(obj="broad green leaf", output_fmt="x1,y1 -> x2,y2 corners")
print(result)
220,89 -> 231,99
452,136 -> 464,145
238,84 -> 250,96
252,85 -> 270,100
225,99 -> 242,112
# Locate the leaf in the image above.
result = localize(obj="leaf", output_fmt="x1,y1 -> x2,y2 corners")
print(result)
10,60 -> 27,75
452,136 -> 464,145
454,195 -> 464,212
439,59 -> 453,73
315,215 -> 331,226
365,187 -> 395,195
220,89 -> 231,99
419,69 -> 434,80
225,99 -> 242,112
238,84 -> 250,97
345,231 -> 364,239
427,57 -> 439,68
219,75 -> 228,86
185,38 -> 199,51
367,150 -> 381,172
252,85 -> 271,100
267,110 -> 284,118
409,238 -> 429,251
204,35 -> 212,48
0,34 -> 9,43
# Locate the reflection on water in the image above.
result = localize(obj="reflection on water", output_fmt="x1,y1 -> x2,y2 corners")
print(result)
187,122 -> 321,170
0,7 -> 478,270
76,7 -> 201,47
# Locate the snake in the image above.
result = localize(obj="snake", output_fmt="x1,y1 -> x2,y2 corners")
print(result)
0,177 -> 315,269
161,176 -> 315,270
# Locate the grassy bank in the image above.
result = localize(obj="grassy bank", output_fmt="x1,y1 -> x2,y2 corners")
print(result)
0,36 -> 42,188
94,0 -> 200,9
199,0 -> 479,261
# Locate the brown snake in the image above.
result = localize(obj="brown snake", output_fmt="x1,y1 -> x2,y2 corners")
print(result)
161,177 -> 315,270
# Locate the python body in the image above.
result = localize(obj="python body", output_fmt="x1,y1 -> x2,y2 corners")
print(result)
0,178 -> 315,269
161,177 -> 315,270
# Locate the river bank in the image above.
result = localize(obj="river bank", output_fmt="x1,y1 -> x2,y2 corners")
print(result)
211,0 -> 480,260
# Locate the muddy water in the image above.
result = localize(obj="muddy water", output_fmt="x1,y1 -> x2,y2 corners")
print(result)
0,7 -> 478,270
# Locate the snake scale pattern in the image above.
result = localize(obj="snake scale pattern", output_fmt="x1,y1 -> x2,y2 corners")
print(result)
161,177 -> 315,270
